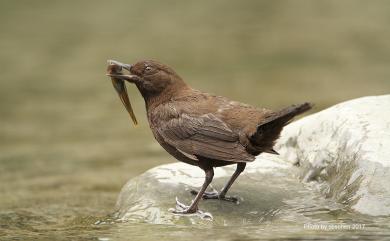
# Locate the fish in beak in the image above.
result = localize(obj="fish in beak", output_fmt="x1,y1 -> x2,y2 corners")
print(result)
106,60 -> 138,126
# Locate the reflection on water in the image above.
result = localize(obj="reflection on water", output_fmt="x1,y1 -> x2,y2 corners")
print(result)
1,0 -> 390,240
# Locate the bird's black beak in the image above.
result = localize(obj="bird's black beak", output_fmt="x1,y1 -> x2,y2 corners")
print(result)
106,60 -> 141,83
107,59 -> 131,71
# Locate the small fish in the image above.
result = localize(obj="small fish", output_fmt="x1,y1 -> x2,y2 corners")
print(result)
107,60 -> 138,125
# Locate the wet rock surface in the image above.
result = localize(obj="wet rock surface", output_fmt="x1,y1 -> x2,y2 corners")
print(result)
114,157 -> 342,225
277,95 -> 390,216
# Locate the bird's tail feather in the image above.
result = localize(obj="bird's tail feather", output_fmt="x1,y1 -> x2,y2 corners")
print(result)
262,102 -> 312,127
250,102 -> 312,152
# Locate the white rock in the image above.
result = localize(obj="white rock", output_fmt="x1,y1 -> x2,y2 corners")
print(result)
276,95 -> 390,216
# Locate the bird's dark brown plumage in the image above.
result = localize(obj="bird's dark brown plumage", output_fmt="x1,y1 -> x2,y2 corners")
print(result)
107,59 -> 312,215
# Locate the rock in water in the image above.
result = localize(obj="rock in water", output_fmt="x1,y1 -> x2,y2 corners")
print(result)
114,95 -> 390,224
277,95 -> 390,216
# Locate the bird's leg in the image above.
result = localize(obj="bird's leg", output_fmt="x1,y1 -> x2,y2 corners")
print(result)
191,163 -> 246,204
219,163 -> 246,198
172,167 -> 214,214
210,163 -> 246,203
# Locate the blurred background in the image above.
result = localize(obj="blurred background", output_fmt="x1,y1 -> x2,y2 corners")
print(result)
1,0 -> 390,239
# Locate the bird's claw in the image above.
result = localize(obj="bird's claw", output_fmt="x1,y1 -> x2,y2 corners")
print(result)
190,190 -> 240,204
173,197 -> 196,213
169,197 -> 213,220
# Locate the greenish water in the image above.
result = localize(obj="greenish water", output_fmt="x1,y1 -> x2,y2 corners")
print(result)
1,1 -> 390,240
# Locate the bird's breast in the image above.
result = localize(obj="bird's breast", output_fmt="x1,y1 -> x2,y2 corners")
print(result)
147,102 -> 180,127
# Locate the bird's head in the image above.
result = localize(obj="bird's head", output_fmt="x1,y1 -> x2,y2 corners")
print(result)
107,59 -> 187,98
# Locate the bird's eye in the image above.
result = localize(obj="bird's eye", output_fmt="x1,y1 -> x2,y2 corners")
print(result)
145,66 -> 152,72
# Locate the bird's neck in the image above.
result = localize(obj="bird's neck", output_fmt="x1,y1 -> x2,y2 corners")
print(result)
142,81 -> 190,111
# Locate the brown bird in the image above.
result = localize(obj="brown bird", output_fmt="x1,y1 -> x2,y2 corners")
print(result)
107,59 -> 311,215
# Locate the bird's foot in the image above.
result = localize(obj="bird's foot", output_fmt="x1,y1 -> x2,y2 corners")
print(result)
190,190 -> 240,204
172,197 -> 197,214
169,197 -> 213,220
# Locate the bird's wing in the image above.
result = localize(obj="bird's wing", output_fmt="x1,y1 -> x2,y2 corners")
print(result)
157,113 -> 255,162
